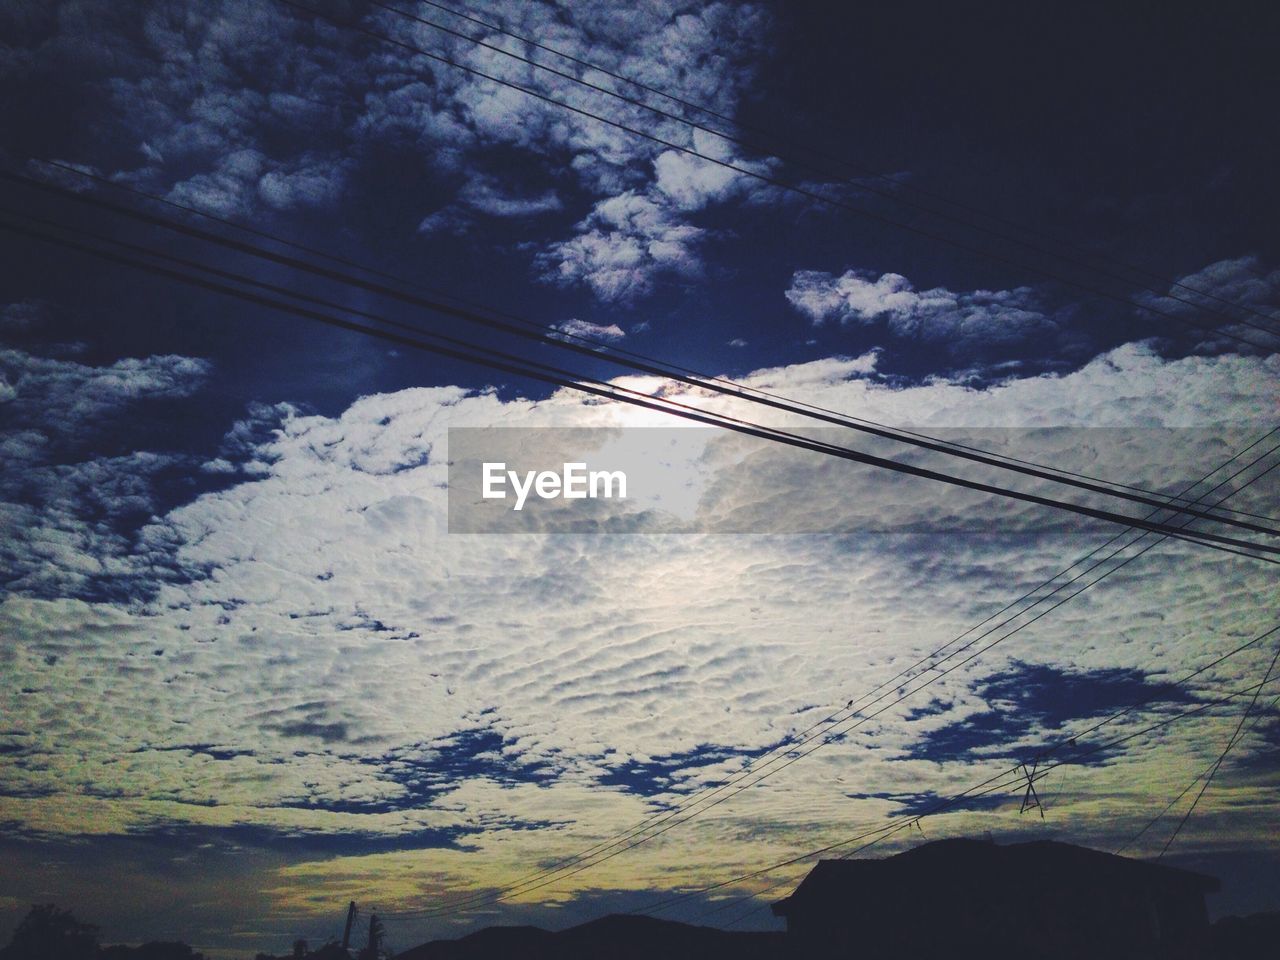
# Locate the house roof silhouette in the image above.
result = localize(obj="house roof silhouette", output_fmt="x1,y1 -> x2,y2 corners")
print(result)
773,836 -> 1218,917
772,837 -> 1220,959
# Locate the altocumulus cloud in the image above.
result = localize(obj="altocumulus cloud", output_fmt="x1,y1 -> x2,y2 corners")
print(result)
2,336 -> 1278,915
0,328 -> 212,599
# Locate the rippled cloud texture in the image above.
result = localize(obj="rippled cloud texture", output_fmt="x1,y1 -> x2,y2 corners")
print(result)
2,324 -> 1277,948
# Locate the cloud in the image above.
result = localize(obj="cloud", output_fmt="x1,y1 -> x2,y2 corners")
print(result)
418,173 -> 563,235
360,1 -> 773,302
651,129 -> 752,212
0,345 -> 210,446
256,155 -> 349,211
539,191 -> 707,301
362,1 -> 768,180
6,0 -> 358,217
0,300 -> 49,332
11,1 -> 782,302
458,174 -> 562,218
1133,255 -> 1280,352
0,324 -> 213,599
4,341 -> 1277,925
538,128 -> 781,303
785,269 -> 1059,351
1138,255 -> 1280,316
551,319 -> 627,342
739,352 -> 882,387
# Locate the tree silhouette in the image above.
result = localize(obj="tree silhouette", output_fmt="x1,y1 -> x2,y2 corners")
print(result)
2,905 -> 99,960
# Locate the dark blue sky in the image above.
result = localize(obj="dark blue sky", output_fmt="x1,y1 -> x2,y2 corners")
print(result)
2,1 -> 1277,430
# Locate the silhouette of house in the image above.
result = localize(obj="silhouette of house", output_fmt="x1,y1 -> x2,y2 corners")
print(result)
771,837 -> 1219,959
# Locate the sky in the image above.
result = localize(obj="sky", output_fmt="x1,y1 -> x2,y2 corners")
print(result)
1,0 -> 1279,956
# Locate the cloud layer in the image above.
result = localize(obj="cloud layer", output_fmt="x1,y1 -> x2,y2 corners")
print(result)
5,0 -> 776,305
3,326 -> 1277,945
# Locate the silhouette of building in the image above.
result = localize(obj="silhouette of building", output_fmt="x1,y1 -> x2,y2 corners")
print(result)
771,837 -> 1219,959
396,915 -> 783,960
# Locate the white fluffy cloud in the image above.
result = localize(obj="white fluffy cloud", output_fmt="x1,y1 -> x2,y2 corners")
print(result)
541,129 -> 772,301
786,268 -> 1058,350
787,257 -> 1280,362
8,1 -> 374,215
540,190 -> 707,301
356,0 -> 775,299
106,0 -> 353,217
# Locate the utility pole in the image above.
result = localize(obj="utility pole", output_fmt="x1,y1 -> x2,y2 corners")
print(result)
364,914 -> 384,960
341,902 -> 358,953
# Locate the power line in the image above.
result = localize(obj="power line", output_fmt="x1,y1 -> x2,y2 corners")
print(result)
634,646 -> 1280,921
6,171 -> 1277,546
6,201 -> 1278,914
20,175 -> 1269,901
9,198 -> 1280,916
22,160 -> 1280,529
710,688 -> 1280,928
5,212 -> 1277,563
708,676 -> 1273,930
382,449 -> 1277,920
9,4 -> 1272,932
22,162 -> 1280,535
273,0 -> 1278,352
16,167 -> 1269,534
399,0 -> 1280,333
366,0 -> 1280,338
1157,642 -> 1280,857
1114,691 -> 1280,857
639,666 -> 1280,918
372,434 -> 1277,919
32,162 -> 1280,537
